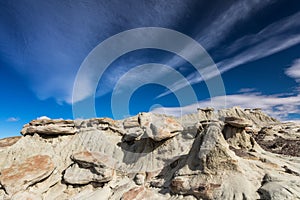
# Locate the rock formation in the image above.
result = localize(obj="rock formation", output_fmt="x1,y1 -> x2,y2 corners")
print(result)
0,107 -> 299,200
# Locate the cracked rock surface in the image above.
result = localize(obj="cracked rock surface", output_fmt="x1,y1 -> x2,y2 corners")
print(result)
0,107 -> 299,200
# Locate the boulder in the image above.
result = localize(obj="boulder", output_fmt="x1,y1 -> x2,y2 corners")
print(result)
63,163 -> 113,185
224,116 -> 253,128
0,155 -> 54,195
63,151 -> 115,185
139,112 -> 183,141
21,119 -> 76,136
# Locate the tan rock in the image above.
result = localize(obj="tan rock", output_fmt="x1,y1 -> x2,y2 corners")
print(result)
121,186 -> 165,200
11,191 -> 42,200
63,163 -> 113,185
225,116 -> 253,128
0,155 -> 54,195
0,136 -> 21,148
71,151 -> 118,170
21,119 -> 76,136
64,151 -> 115,185
0,108 -> 299,199
139,113 -> 183,141
122,186 -> 145,200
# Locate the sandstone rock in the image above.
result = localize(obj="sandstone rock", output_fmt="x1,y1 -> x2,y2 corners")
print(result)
197,107 -> 214,112
43,182 -> 67,200
71,151 -> 118,169
11,191 -> 42,200
197,107 -> 216,120
21,119 -> 76,136
258,173 -> 300,199
139,112 -> 183,141
0,155 -> 54,195
121,186 -> 166,200
218,106 -> 278,126
123,116 -> 140,129
76,117 -> 122,133
0,108 -> 299,199
63,163 -> 113,185
64,151 -> 115,185
0,136 -> 21,148
224,116 -> 253,128
70,186 -> 111,200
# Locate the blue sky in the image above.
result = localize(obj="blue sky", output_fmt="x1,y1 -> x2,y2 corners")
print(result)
1,0 -> 300,138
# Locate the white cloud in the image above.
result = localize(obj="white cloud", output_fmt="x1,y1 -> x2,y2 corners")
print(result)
6,117 -> 20,122
238,88 -> 256,93
196,0 -> 273,49
37,116 -> 51,120
285,58 -> 300,82
162,0 -> 273,70
4,1 -> 298,106
157,11 -> 300,98
33,1 -> 275,104
152,93 -> 300,121
287,119 -> 300,124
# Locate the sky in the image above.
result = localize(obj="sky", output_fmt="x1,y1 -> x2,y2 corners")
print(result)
0,0 -> 300,138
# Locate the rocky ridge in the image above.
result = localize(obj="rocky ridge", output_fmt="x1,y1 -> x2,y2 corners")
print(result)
0,107 -> 299,200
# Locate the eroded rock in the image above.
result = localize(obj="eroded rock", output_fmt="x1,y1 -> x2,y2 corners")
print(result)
224,116 -> 253,128
139,112 -> 183,141
0,108 -> 299,199
63,151 -> 115,185
0,155 -> 54,195
63,163 -> 112,185
21,119 -> 76,136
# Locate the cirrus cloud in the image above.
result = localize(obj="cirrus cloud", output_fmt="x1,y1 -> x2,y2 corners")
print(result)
6,117 -> 20,122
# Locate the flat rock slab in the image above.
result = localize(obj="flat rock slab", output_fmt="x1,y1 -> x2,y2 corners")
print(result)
225,116 -> 253,128
0,155 -> 55,195
21,119 -> 76,136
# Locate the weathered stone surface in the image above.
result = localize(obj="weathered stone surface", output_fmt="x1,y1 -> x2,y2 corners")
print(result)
224,116 -> 253,128
0,155 -> 54,195
63,163 -> 113,185
258,173 -> 300,199
69,185 -> 112,200
0,107 -> 299,199
139,112 -> 183,141
11,191 -> 42,200
71,151 -> 118,169
63,151 -> 115,185
21,119 -> 76,136
0,136 -> 21,148
121,186 -> 167,200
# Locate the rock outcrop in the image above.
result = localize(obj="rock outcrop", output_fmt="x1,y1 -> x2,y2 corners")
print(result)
0,107 -> 299,200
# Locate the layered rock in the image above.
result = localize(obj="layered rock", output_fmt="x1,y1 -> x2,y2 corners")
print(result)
0,107 -> 299,200
21,119 -> 76,136
0,155 -> 54,195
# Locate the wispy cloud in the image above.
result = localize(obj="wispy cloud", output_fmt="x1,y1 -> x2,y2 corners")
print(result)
157,11 -> 300,98
285,58 -> 300,82
0,0 -> 194,104
238,88 -> 257,93
196,0 -> 273,49
161,0 -> 274,71
2,1 -> 299,106
152,93 -> 300,121
6,117 -> 20,122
